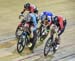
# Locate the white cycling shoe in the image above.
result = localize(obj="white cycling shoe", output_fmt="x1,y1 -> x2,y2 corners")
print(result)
55,44 -> 60,50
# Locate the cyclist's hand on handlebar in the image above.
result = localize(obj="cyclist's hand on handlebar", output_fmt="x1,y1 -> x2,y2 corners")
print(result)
19,14 -> 24,19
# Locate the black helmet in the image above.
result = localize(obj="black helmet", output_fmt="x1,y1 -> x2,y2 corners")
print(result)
52,16 -> 59,25
24,3 -> 30,9
34,8 -> 38,14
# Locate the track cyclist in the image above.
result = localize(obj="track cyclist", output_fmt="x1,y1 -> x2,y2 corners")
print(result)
39,11 -> 54,35
19,2 -> 38,51
50,15 -> 67,49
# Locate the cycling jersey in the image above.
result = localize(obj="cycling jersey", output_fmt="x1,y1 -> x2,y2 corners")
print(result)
57,16 -> 64,30
26,13 -> 38,31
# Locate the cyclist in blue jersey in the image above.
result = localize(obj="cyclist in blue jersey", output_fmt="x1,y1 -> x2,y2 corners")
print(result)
23,13 -> 38,50
39,11 -> 54,33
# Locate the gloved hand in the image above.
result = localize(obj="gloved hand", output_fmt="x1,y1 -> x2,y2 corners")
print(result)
19,14 -> 24,19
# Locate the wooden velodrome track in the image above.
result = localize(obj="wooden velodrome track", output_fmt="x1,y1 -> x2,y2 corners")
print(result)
0,0 -> 75,61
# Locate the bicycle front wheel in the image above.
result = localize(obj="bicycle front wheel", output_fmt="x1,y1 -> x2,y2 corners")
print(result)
44,37 -> 53,56
17,34 -> 27,53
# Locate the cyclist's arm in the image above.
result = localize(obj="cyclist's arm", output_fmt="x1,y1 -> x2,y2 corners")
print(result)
21,8 -> 26,14
46,21 -> 50,27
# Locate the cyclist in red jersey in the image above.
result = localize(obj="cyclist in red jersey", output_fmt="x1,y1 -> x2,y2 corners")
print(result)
19,3 -> 38,26
20,3 -> 38,14
51,15 -> 67,49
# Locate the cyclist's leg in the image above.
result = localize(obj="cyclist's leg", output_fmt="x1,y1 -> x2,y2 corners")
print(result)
54,28 -> 60,45
50,24 -> 57,36
50,24 -> 59,44
29,13 -> 38,50
53,26 -> 60,49
29,26 -> 37,51
30,13 -> 37,48
28,13 -> 37,38
30,26 -> 34,38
